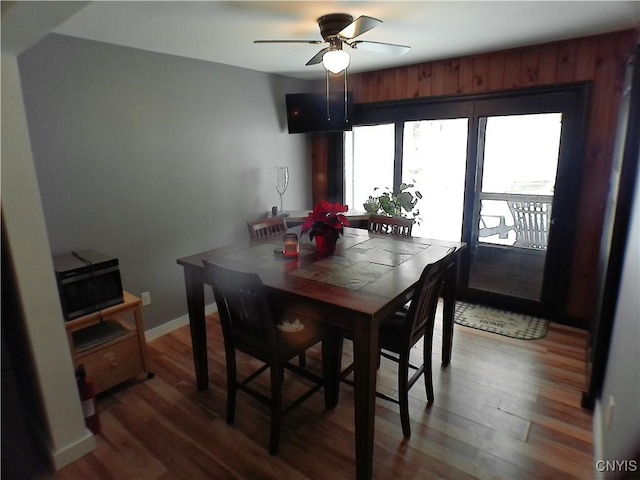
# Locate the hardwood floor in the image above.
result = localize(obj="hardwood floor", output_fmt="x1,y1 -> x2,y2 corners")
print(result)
50,304 -> 593,479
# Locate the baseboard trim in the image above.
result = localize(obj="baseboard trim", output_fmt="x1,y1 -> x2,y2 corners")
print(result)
556,315 -> 589,329
144,303 -> 218,342
51,429 -> 96,470
593,399 -> 605,480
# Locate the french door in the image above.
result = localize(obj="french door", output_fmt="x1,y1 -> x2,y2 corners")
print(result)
343,86 -> 588,321
469,113 -> 560,301
463,91 -> 587,319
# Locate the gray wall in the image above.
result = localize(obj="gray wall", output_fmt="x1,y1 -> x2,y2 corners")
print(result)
18,34 -> 311,330
595,161 -> 640,477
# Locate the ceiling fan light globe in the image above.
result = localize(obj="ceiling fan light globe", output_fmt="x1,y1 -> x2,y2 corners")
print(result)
322,49 -> 350,73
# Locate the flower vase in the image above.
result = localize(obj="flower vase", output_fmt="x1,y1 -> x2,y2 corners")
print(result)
315,230 -> 339,255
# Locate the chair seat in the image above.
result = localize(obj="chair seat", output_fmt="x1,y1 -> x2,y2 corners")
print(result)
345,306 -> 409,351
379,310 -> 408,352
236,316 -> 325,368
272,309 -> 322,361
277,320 -> 324,359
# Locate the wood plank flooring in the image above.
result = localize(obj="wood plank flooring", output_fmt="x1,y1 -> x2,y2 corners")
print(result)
50,304 -> 593,479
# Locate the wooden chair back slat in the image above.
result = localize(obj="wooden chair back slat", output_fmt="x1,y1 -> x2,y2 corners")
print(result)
367,215 -> 414,237
204,262 -> 277,355
404,248 -> 456,347
247,217 -> 287,240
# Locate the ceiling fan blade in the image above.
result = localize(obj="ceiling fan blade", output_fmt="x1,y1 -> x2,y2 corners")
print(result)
254,40 -> 324,45
338,15 -> 381,40
350,40 -> 411,56
305,48 -> 329,66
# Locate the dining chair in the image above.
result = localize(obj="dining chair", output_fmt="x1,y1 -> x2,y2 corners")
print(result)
247,216 -> 287,240
367,214 -> 414,236
203,261 -> 327,455
341,248 -> 456,438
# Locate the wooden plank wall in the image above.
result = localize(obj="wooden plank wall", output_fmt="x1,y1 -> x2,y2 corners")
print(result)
310,29 -> 638,324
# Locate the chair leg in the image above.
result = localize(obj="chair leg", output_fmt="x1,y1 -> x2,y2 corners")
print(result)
298,353 -> 306,368
226,350 -> 237,425
398,353 -> 411,439
423,333 -> 435,405
269,363 -> 283,455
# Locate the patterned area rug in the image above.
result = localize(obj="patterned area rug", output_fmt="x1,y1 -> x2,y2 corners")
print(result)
454,301 -> 549,340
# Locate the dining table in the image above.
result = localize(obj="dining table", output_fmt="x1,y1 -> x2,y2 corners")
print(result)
177,226 -> 466,480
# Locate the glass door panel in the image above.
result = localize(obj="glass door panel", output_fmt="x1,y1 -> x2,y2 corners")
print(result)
469,113 -> 562,301
402,119 -> 468,241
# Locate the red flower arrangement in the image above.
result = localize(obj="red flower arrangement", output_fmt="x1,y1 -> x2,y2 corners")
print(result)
301,201 -> 350,239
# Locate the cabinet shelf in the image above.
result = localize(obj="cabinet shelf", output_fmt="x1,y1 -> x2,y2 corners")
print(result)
72,320 -> 131,353
64,291 -> 153,394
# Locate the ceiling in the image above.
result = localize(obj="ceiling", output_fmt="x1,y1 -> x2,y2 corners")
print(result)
12,1 -> 640,80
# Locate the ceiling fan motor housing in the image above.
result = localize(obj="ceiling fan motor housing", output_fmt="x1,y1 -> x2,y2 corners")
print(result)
253,12 -> 408,69
318,13 -> 353,40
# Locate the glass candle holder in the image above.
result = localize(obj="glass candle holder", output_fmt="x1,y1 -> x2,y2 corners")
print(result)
282,233 -> 299,257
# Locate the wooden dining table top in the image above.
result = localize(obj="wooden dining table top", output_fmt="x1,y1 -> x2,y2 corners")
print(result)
178,226 -> 465,327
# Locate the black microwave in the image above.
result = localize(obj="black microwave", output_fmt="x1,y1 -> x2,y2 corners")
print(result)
52,250 -> 124,320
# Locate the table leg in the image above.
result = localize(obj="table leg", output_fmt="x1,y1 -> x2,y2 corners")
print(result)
441,256 -> 459,367
183,267 -> 208,390
352,317 -> 379,480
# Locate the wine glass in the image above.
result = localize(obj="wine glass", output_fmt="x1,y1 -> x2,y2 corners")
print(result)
274,166 -> 289,214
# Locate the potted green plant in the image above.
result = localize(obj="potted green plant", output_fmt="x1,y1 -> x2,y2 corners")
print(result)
363,183 -> 422,222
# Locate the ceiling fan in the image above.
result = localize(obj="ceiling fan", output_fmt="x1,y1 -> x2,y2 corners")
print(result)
254,13 -> 411,74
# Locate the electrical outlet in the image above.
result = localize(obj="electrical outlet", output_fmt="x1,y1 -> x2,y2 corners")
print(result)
141,291 -> 151,306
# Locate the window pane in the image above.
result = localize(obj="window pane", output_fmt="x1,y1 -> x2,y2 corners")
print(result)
477,199 -> 516,246
477,113 -> 560,247
402,119 -> 468,241
482,113 -> 561,195
344,124 -> 395,211
470,112 -> 562,301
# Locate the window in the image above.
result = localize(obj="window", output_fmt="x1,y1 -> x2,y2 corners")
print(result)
340,85 -> 588,319
344,124 -> 394,212
345,118 -> 467,241
402,119 -> 467,240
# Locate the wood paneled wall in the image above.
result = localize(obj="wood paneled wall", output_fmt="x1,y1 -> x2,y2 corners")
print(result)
310,29 -> 638,324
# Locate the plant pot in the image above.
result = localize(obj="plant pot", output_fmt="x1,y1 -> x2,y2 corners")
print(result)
314,230 -> 339,255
